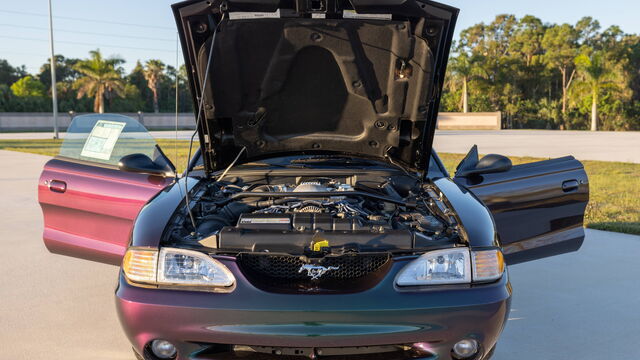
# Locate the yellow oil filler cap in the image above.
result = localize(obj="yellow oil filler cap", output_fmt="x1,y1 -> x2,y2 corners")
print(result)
313,240 -> 329,252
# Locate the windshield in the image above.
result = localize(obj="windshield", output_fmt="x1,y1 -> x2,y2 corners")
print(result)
59,114 -> 158,166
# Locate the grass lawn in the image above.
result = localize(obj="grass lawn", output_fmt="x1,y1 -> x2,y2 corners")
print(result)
1,139 -> 638,235
0,138 -> 195,172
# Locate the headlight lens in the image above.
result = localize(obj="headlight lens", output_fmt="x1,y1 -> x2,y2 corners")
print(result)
123,247 -> 235,291
397,248 -> 471,286
158,248 -> 235,287
396,248 -> 504,287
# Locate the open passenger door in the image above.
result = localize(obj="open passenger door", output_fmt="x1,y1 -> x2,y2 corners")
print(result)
38,114 -> 175,265
454,147 -> 589,265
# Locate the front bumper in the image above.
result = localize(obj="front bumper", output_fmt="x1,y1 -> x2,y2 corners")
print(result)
116,258 -> 511,360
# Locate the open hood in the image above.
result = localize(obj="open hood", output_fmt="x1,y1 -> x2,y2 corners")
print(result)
173,0 -> 458,174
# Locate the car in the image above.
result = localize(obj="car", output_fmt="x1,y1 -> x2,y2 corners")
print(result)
37,0 -> 590,359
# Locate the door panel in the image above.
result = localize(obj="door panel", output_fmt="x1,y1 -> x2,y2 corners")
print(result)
455,156 -> 589,265
38,114 -> 174,265
39,160 -> 172,265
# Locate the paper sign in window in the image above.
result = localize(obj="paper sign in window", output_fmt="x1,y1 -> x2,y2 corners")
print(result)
80,120 -> 126,161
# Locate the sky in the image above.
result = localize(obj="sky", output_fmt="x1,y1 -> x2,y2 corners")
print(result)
1,0 -> 639,75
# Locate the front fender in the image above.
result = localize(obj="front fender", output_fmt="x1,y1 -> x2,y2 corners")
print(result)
131,177 -> 200,248
433,177 -> 499,248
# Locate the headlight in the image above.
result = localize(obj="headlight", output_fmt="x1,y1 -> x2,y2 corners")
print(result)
396,248 -> 471,286
123,247 -> 235,291
158,248 -> 235,287
396,248 -> 504,287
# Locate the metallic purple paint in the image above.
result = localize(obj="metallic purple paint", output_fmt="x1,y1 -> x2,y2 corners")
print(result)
39,159 -> 172,265
116,259 -> 511,360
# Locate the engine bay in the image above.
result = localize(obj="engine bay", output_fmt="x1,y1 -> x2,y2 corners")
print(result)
163,171 -> 463,257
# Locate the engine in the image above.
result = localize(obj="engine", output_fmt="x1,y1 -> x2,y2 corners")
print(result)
164,176 -> 458,255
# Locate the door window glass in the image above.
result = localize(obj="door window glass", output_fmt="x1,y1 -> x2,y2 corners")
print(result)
59,114 -> 158,166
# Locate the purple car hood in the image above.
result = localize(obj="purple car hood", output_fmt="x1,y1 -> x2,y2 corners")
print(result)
173,0 -> 458,173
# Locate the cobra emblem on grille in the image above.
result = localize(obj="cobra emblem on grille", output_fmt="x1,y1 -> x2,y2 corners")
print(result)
298,264 -> 339,280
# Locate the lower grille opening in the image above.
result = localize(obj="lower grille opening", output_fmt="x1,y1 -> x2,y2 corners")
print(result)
236,253 -> 392,293
192,344 -> 435,360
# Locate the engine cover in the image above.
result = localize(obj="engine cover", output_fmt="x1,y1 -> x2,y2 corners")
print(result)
217,228 -> 416,253
237,213 -> 387,232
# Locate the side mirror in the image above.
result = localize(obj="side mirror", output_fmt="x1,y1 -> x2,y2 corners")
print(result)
119,153 -> 174,177
472,154 -> 512,176
455,145 -> 512,178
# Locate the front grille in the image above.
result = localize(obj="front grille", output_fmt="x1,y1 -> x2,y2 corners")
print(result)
236,253 -> 391,293
191,344 -> 431,360
192,349 -> 430,360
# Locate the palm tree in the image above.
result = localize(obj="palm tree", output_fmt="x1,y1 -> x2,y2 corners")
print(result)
143,60 -> 165,113
448,53 -> 481,113
73,50 -> 125,113
574,51 -> 618,131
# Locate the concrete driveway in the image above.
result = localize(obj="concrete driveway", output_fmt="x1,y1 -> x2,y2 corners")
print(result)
494,229 -> 640,359
0,150 -> 131,360
1,149 -> 638,360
